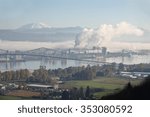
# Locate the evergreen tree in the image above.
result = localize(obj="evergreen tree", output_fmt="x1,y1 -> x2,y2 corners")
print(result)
79,87 -> 84,99
61,90 -> 69,100
85,86 -> 90,99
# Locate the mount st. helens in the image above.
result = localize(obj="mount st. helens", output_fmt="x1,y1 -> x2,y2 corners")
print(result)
0,23 -> 82,42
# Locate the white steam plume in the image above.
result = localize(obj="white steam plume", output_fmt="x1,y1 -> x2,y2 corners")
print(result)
75,21 -> 144,48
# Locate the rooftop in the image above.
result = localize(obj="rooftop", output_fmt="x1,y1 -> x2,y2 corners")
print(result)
27,84 -> 53,88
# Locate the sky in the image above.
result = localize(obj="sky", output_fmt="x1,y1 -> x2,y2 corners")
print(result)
0,0 -> 150,29
0,0 -> 149,50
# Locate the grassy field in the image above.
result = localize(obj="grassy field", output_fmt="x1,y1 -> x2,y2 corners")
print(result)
6,90 -> 41,97
60,77 -> 143,99
0,90 -> 41,100
0,95 -> 22,100
61,77 -> 142,89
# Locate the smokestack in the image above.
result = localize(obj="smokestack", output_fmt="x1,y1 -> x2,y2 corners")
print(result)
102,47 -> 107,56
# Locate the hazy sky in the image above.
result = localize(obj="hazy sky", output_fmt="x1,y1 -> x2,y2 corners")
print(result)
0,0 -> 149,29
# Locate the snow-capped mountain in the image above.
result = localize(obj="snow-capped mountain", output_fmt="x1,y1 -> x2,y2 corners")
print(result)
0,23 -> 82,42
18,22 -> 50,30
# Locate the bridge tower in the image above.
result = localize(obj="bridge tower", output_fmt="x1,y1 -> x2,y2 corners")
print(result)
121,49 -> 125,64
5,50 -> 9,69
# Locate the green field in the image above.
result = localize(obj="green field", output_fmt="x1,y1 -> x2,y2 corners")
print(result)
61,77 -> 143,99
0,95 -> 22,100
0,95 -> 36,100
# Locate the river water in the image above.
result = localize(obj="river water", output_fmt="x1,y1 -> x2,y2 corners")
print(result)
0,55 -> 150,71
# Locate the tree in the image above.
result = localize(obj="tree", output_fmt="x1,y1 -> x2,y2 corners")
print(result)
118,63 -> 124,71
0,71 -> 1,81
61,90 -> 70,100
32,67 -> 50,83
2,71 -> 12,81
85,86 -> 90,99
79,87 -> 84,99
70,87 -> 79,100
11,71 -> 16,80
16,70 -> 21,80
24,69 -> 30,78
20,69 -> 25,79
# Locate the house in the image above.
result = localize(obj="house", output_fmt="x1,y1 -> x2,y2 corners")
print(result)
0,84 -> 6,95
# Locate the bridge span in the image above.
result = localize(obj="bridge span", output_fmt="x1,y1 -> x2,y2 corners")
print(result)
0,52 -> 109,64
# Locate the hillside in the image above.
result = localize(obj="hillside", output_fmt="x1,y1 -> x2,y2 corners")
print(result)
102,76 -> 150,100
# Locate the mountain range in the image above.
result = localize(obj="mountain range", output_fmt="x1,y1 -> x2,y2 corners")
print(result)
0,23 -> 82,42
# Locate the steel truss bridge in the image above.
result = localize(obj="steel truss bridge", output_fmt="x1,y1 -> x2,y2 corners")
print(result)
0,48 -> 108,64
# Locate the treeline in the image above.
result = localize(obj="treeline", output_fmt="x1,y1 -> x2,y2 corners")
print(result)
0,69 -> 30,81
0,64 -> 115,82
0,63 -> 150,83
126,63 -> 150,72
51,65 -> 98,80
48,64 -> 121,80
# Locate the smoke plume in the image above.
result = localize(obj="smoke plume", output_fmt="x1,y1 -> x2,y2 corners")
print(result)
75,21 -> 144,48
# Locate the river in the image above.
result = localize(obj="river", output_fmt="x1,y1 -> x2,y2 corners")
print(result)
0,55 -> 150,71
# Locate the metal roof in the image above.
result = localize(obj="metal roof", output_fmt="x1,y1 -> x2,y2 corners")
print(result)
27,84 -> 53,88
